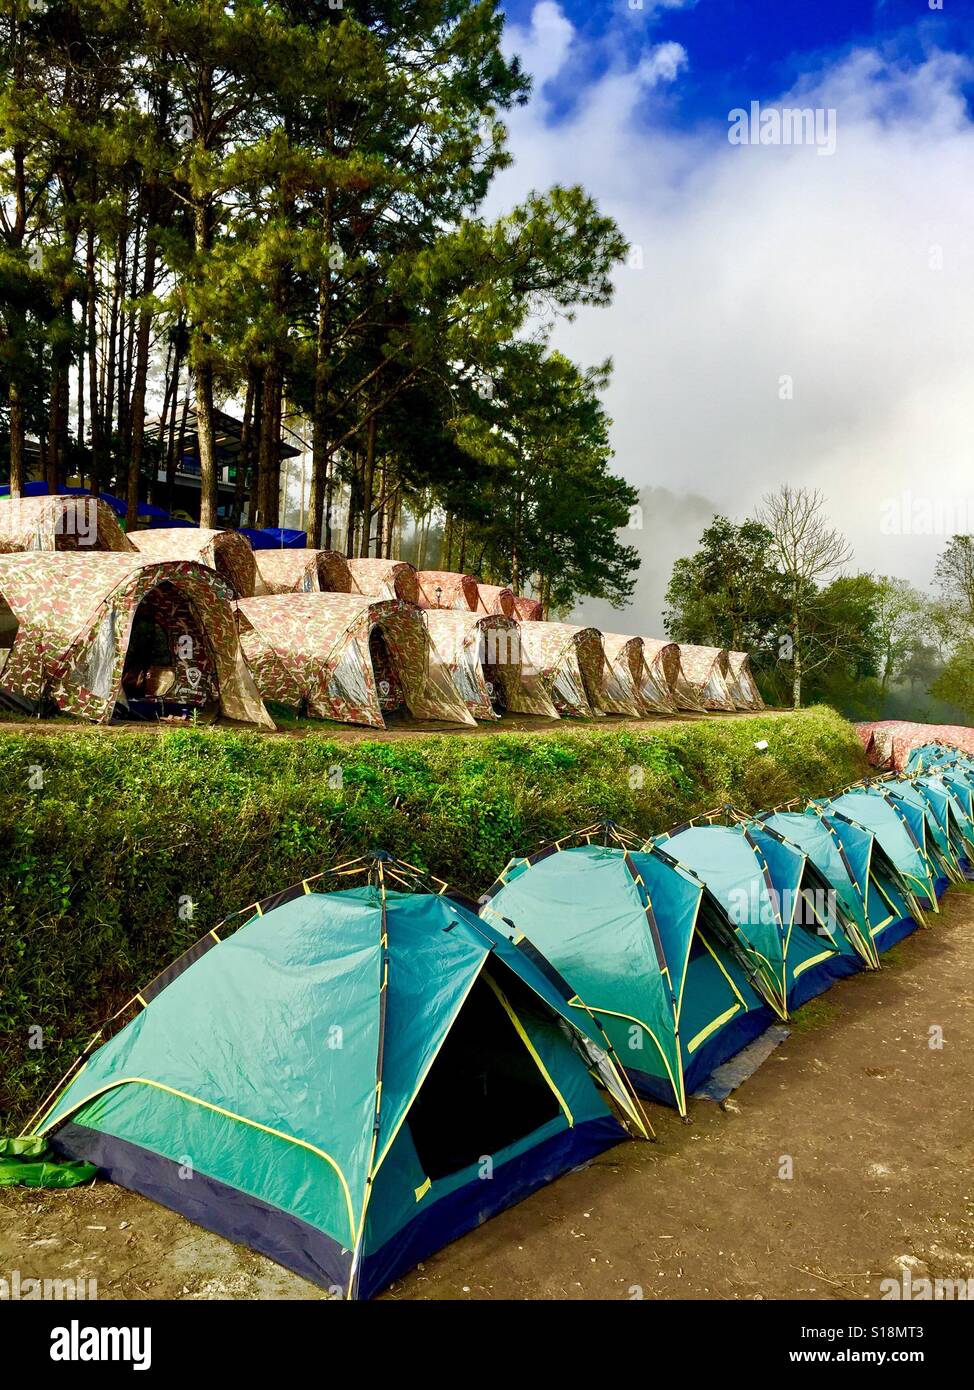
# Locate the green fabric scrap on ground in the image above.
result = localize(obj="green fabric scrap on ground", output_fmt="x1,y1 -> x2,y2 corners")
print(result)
0,1136 -> 97,1188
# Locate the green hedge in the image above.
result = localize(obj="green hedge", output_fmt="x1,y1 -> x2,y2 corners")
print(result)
0,706 -> 867,1129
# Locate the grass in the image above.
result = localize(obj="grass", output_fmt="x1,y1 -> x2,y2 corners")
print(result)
0,704 -> 868,1130
787,997 -> 840,1033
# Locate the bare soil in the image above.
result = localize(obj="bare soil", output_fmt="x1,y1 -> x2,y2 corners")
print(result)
3,891 -> 972,1302
0,708 -> 791,742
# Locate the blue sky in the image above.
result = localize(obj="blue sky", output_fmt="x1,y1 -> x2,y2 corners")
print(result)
493,1 -> 974,629
502,0 -> 974,130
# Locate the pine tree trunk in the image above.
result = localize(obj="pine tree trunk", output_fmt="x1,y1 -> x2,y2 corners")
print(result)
309,221 -> 333,548
195,362 -> 218,527
86,223 -> 101,494
360,418 -> 376,557
192,201 -> 217,527
126,233 -> 156,527
8,380 -> 25,496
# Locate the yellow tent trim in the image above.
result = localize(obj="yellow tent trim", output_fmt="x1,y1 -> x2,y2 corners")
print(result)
686,1004 -> 741,1056
483,974 -> 573,1127
37,1075 -> 357,1242
570,1000 -> 685,1116
697,932 -> 748,1010
791,949 -> 835,980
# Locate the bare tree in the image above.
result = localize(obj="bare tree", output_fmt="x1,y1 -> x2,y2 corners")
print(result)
760,485 -> 852,708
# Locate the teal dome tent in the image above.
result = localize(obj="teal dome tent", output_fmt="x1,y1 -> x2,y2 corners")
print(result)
480,824 -> 773,1114
654,819 -> 861,1017
28,855 -> 647,1300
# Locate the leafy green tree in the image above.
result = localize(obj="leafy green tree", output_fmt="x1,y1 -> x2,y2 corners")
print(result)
872,577 -> 929,692
663,515 -> 788,651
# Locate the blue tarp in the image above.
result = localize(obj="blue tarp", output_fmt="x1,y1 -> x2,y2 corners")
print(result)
238,527 -> 307,549
0,482 -> 169,520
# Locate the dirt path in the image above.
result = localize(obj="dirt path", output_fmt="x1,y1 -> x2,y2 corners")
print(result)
3,891 -> 972,1301
0,708 -> 794,742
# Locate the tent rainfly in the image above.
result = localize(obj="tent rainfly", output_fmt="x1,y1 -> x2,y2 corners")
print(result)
879,778 -> 965,887
823,789 -> 940,911
726,651 -> 765,710
481,832 -> 773,1114
511,595 -> 543,622
599,634 -> 647,718
912,770 -> 974,866
515,621 -> 605,719
905,742 -> 974,775
676,645 -> 737,712
656,822 -> 860,1017
236,593 -> 476,728
414,570 -> 479,612
0,552 -> 272,726
423,611 -> 523,721
638,638 -> 681,714
32,868 -> 645,1299
253,549 -> 352,596
0,495 -> 133,554
129,527 -> 257,599
346,558 -> 419,605
476,584 -> 516,618
760,808 -> 922,958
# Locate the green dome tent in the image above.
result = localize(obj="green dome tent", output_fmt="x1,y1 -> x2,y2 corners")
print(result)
757,809 -> 922,964
28,859 -> 646,1300
824,788 -> 940,910
479,826 -> 773,1114
924,763 -> 974,860
890,776 -> 972,880
653,821 -> 860,1018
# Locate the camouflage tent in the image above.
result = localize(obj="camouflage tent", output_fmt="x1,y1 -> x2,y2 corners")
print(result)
415,569 -> 479,611
857,721 -> 974,772
0,495 -> 133,554
236,593 -> 475,728
639,638 -> 681,714
129,527 -> 257,598
727,651 -> 765,710
599,634 -> 646,718
253,549 -> 352,596
346,558 -> 419,605
423,611 -> 524,720
512,595 -> 543,621
677,644 -> 736,712
0,552 -> 272,726
516,621 -> 605,719
477,583 -> 516,617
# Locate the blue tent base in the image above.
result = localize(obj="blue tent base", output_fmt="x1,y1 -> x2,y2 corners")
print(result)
683,1004 -> 776,1094
358,1114 -> 624,1299
53,1122 -> 352,1294
625,1004 -> 776,1108
693,1025 -> 791,1103
788,951 -> 860,1011
874,914 -> 920,954
54,1114 -> 625,1301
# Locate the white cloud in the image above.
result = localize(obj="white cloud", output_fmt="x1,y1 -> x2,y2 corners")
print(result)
506,0 -> 575,94
637,41 -> 688,86
494,5 -> 974,628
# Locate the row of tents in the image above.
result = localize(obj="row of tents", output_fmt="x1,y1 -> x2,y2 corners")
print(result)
18,739 -> 973,1298
858,718 -> 974,772
0,497 -> 763,728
